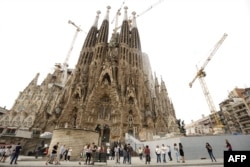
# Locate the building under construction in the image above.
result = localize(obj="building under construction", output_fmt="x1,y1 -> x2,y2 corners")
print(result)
0,6 -> 180,156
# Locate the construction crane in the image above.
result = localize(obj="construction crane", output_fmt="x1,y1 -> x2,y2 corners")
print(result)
112,0 -> 164,32
55,20 -> 82,87
189,33 -> 228,133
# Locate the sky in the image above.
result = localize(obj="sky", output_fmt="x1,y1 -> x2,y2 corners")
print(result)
0,0 -> 250,124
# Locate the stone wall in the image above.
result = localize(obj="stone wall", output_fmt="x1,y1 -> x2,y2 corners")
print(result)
49,128 -> 99,160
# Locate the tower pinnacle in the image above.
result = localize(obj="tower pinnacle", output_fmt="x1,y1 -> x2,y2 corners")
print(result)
123,6 -> 128,21
131,11 -> 137,28
105,6 -> 111,21
93,10 -> 101,27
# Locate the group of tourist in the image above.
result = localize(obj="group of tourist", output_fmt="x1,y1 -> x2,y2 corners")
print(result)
0,142 -> 22,165
45,142 -> 74,165
138,143 -> 184,164
45,139 -> 232,165
0,138 -> 233,165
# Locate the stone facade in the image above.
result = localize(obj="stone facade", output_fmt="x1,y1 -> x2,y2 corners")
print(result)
0,6 -> 180,153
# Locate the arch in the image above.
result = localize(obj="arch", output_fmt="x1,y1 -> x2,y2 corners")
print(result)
102,73 -> 111,85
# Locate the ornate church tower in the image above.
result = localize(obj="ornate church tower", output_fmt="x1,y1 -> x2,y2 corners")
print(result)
54,6 -> 179,142
0,6 -> 179,148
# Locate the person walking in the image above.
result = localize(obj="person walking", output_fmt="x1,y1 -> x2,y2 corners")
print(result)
173,143 -> 180,163
59,144 -> 65,161
179,143 -> 185,163
225,139 -> 232,151
1,146 -> 12,163
144,145 -> 150,165
205,142 -> 216,162
46,142 -> 59,165
10,142 -> 22,165
167,145 -> 173,161
79,145 -> 86,165
63,147 -> 68,161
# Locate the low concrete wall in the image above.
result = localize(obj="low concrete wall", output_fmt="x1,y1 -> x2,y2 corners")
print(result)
143,134 -> 250,160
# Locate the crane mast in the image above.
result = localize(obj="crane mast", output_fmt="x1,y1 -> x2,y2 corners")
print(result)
56,20 -> 82,87
189,33 -> 228,133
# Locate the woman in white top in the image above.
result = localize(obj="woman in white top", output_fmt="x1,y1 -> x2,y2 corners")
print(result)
106,146 -> 110,160
67,147 -> 73,161
1,146 -> 12,163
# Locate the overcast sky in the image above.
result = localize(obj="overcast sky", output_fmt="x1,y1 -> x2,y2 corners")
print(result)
0,0 -> 250,124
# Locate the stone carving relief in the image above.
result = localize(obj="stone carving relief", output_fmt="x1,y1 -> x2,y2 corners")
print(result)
99,60 -> 113,85
128,111 -> 133,128
110,126 -> 120,137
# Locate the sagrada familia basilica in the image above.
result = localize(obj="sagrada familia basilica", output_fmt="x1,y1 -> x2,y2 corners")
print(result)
0,6 -> 180,155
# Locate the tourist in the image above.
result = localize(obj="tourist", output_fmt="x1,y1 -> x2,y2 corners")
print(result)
179,143 -> 185,163
144,145 -> 150,164
1,145 -> 11,163
91,142 -> 97,164
122,144 -> 128,164
59,144 -> 65,161
225,139 -> 232,151
161,144 -> 167,163
10,142 -> 22,165
173,143 -> 180,163
106,146 -> 110,160
114,144 -> 120,164
205,142 -> 216,162
64,147 -> 68,161
111,146 -> 115,160
85,144 -> 92,165
155,145 -> 161,163
66,147 -> 72,161
127,143 -> 133,164
46,142 -> 59,165
138,146 -> 143,160
167,145 -> 172,161
79,144 -> 86,165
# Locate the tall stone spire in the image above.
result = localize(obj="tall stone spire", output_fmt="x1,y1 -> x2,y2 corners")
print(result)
104,6 -> 111,21
120,6 -> 130,45
93,10 -> 101,27
130,11 -> 141,50
131,11 -> 137,28
123,6 -> 128,21
96,6 -> 110,44
82,10 -> 101,48
28,73 -> 39,86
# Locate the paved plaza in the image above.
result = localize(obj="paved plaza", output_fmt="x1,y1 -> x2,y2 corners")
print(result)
0,156 -> 223,167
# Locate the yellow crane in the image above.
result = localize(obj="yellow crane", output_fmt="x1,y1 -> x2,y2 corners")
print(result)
189,33 -> 228,133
